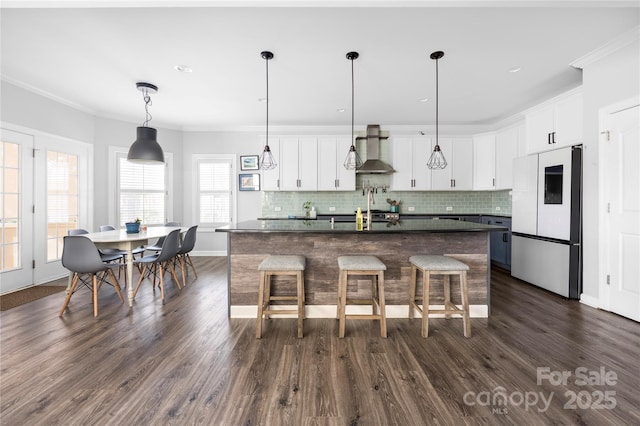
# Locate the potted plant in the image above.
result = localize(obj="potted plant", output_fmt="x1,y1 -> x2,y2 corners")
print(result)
125,217 -> 141,234
303,201 -> 311,218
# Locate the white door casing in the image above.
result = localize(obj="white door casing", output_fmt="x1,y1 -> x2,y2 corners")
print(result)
601,100 -> 640,321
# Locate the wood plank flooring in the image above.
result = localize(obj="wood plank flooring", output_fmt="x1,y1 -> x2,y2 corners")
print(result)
1,257 -> 639,425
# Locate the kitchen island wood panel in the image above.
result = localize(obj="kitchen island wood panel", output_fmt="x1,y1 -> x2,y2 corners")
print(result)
218,220 -> 503,317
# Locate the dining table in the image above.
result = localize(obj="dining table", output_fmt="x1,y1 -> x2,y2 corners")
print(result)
75,226 -> 186,307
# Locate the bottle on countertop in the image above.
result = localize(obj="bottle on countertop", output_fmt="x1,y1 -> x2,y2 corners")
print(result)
310,206 -> 317,219
356,208 -> 364,231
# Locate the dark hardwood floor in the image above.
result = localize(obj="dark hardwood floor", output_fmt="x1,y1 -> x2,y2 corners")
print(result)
1,258 -> 638,425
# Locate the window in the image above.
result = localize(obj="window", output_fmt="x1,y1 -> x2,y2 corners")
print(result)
194,155 -> 235,228
1,141 -> 20,271
115,151 -> 171,226
46,151 -> 79,261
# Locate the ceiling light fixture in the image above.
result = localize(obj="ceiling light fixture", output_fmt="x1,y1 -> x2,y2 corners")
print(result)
419,97 -> 429,103
258,51 -> 277,171
343,51 -> 362,171
175,64 -> 193,73
127,82 -> 165,164
427,51 -> 447,170
508,66 -> 521,73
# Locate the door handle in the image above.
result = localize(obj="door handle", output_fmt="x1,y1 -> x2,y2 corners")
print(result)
548,133 -> 552,144
552,132 -> 556,144
503,233 -> 508,242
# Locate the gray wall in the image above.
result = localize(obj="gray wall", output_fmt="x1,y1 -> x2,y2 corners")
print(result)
581,40 -> 640,301
182,131 -> 263,253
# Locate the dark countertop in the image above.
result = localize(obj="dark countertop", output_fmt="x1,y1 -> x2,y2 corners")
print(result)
216,219 -> 507,234
258,213 -> 512,221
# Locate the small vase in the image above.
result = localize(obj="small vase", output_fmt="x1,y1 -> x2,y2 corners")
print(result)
125,222 -> 140,234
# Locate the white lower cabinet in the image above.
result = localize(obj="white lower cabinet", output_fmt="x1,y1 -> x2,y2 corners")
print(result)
317,137 -> 355,191
431,138 -> 473,190
390,136 -> 431,190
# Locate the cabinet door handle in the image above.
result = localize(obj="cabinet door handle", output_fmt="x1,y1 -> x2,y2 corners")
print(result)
503,233 -> 508,242
493,178 -> 495,187
335,179 -> 339,188
277,179 -> 280,188
453,179 -> 456,188
548,133 -> 551,144
552,132 -> 556,144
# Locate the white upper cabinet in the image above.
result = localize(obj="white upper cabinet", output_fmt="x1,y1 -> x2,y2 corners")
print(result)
495,123 -> 523,190
317,137 -> 355,191
260,137 -> 281,191
473,133 -> 496,190
390,136 -> 431,191
279,137 -> 318,191
431,137 -> 473,190
525,89 -> 583,154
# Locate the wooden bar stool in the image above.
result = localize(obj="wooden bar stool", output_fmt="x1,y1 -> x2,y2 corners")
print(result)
408,255 -> 471,337
256,255 -> 306,339
337,255 -> 387,338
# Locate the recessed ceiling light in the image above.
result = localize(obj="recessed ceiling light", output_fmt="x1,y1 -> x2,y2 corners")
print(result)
419,97 -> 429,103
336,108 -> 345,113
258,98 -> 268,103
508,67 -> 521,73
175,65 -> 193,73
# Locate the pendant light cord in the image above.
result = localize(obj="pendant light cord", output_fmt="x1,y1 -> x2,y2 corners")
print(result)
265,54 -> 269,147
435,56 -> 439,146
142,89 -> 153,127
351,56 -> 355,148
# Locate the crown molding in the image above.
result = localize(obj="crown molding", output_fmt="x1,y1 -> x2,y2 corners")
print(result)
570,25 -> 640,69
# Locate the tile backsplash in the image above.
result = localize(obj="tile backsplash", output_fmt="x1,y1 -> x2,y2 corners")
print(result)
261,189 -> 512,217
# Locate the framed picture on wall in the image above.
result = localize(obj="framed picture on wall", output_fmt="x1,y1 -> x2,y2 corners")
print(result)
239,173 -> 260,191
240,155 -> 259,171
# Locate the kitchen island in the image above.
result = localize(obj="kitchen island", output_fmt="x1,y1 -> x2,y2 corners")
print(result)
216,219 -> 506,318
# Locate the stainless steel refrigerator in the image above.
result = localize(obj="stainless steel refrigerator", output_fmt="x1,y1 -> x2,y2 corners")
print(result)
511,145 -> 582,299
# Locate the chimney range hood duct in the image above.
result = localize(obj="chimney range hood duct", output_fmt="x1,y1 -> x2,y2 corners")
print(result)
356,124 -> 395,174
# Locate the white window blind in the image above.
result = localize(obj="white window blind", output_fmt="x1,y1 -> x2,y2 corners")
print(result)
197,158 -> 232,227
117,154 -> 166,226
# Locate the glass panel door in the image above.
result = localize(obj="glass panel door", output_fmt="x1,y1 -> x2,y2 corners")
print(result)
0,130 -> 34,294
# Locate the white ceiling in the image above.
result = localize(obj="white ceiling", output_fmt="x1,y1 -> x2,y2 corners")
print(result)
1,1 -> 639,131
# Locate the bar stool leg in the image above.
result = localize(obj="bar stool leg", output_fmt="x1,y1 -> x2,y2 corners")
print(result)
297,270 -> 304,338
461,271 -> 471,337
371,274 -> 378,316
378,271 -> 387,338
421,270 -> 431,338
256,271 -> 266,339
264,272 -> 272,320
339,270 -> 347,339
444,274 -> 452,319
409,265 -> 417,319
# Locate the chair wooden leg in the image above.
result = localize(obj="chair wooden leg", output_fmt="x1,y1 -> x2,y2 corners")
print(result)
159,262 -> 166,302
421,271 -> 431,338
59,274 -> 80,316
186,254 -> 198,279
168,260 -> 181,290
264,273 -> 272,319
179,255 -> 187,288
256,271 -> 266,339
92,274 -> 99,317
133,265 -> 148,299
108,269 -> 125,303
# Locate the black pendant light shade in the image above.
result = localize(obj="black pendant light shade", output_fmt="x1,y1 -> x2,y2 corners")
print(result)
127,82 -> 164,164
128,126 -> 164,163
259,50 -> 277,171
427,51 -> 447,170
343,51 -> 362,170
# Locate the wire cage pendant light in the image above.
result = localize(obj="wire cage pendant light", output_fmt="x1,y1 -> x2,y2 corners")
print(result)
259,51 -> 277,171
427,51 -> 447,170
343,51 -> 362,170
127,82 -> 165,164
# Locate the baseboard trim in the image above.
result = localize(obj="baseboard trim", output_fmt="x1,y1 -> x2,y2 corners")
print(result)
230,304 -> 488,319
191,250 -> 226,257
579,293 -> 599,309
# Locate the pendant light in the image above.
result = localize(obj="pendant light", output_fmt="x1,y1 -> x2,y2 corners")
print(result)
343,51 -> 362,170
127,82 -> 165,164
259,51 -> 277,171
427,51 -> 447,170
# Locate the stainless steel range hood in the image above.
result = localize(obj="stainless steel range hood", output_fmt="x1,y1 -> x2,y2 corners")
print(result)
356,124 -> 395,174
